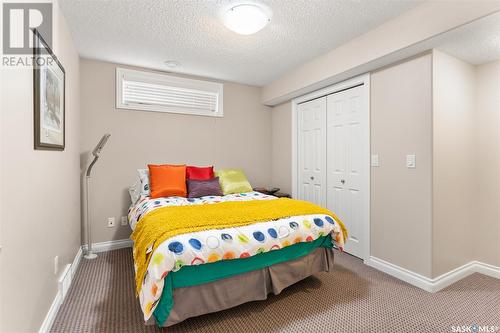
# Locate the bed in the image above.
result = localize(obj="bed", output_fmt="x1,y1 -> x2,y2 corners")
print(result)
128,191 -> 347,327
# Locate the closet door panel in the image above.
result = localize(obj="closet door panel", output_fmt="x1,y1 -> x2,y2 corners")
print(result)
327,85 -> 365,258
297,97 -> 327,206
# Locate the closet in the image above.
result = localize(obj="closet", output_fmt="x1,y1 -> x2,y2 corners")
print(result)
295,77 -> 369,259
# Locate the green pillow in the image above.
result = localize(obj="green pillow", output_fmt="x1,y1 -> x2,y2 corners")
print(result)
215,169 -> 253,195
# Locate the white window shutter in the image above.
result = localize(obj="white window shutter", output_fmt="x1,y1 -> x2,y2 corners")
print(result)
116,68 -> 223,117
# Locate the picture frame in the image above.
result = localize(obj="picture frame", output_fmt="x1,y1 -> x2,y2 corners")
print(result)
33,29 -> 66,150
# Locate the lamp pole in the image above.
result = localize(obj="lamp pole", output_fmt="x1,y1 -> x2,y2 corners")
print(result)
84,156 -> 99,259
84,134 -> 111,260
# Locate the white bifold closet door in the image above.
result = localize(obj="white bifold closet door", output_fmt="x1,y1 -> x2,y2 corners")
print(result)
297,84 -> 366,259
326,85 -> 365,258
297,97 -> 327,206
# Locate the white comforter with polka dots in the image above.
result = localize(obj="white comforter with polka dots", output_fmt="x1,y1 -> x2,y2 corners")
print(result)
128,192 -> 345,321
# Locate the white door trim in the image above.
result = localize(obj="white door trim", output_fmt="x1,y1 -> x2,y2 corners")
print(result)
292,73 -> 371,261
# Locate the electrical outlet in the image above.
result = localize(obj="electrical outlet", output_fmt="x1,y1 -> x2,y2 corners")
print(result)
54,256 -> 59,275
121,216 -> 128,226
107,217 -> 116,228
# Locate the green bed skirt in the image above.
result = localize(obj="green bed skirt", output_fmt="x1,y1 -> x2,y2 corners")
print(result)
153,235 -> 333,326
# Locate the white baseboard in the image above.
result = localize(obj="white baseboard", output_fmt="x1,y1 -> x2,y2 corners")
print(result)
365,256 -> 438,292
38,292 -> 62,333
430,261 -> 478,292
38,247 -> 83,333
365,256 -> 500,293
70,246 -> 82,278
82,239 -> 133,253
473,261 -> 500,280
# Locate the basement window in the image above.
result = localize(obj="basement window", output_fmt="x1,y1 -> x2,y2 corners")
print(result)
116,67 -> 223,117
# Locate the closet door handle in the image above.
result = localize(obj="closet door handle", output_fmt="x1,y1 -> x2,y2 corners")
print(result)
341,179 -> 345,184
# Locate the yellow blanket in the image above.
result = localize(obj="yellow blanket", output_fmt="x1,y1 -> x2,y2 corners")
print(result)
131,198 -> 347,294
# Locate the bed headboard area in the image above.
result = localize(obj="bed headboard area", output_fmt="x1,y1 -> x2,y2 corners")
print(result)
80,59 -> 273,243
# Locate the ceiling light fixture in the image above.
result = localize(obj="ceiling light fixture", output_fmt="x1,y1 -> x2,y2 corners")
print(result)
223,3 -> 272,35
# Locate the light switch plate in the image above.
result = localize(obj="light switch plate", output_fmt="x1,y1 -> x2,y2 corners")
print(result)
371,154 -> 380,167
406,154 -> 416,168
121,216 -> 128,226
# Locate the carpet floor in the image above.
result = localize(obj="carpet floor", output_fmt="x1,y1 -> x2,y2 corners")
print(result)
50,248 -> 500,333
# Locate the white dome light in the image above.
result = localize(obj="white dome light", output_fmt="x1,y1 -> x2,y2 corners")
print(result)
223,4 -> 271,35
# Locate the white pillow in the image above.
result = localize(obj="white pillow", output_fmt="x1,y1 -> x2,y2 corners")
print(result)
138,168 -> 150,197
128,182 -> 141,205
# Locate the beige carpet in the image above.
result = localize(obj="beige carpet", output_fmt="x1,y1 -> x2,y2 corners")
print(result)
50,248 -> 500,333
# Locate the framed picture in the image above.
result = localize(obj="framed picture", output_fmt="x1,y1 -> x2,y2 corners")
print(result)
33,29 -> 65,150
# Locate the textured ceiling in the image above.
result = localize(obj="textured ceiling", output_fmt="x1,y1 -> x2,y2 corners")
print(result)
438,11 -> 500,66
58,0 -> 423,86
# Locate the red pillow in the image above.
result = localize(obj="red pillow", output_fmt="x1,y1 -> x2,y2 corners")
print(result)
148,164 -> 187,198
186,166 -> 214,180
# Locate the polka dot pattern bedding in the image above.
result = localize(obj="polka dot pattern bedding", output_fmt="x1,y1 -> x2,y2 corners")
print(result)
128,192 -> 345,321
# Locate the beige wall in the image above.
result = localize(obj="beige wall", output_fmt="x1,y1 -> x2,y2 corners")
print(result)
271,102 -> 292,194
370,54 -> 433,277
431,53 -> 500,273
476,59 -> 500,267
0,3 -> 81,332
432,50 -> 477,277
80,59 -> 272,243
262,1 -> 500,105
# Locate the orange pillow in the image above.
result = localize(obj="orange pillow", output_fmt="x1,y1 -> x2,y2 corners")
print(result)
148,164 -> 187,198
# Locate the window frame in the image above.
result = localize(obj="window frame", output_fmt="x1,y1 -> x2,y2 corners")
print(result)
115,67 -> 224,117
